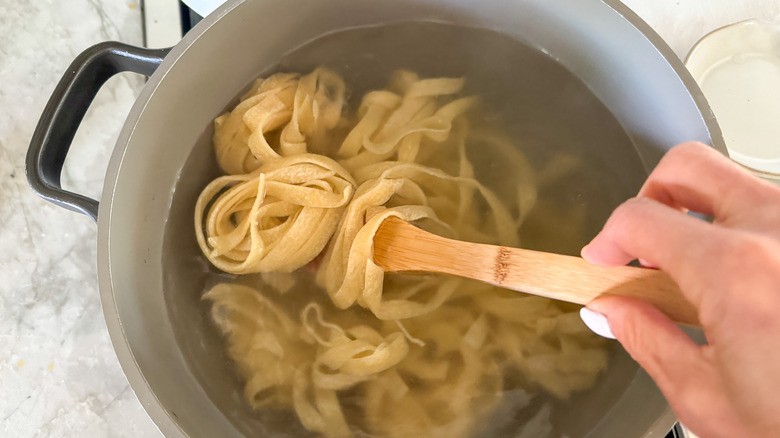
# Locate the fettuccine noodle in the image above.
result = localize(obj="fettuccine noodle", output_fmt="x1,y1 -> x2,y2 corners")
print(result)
196,68 -> 607,438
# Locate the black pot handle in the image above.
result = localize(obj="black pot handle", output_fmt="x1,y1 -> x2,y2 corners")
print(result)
26,42 -> 170,222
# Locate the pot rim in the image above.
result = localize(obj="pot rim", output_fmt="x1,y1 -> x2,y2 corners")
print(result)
96,0 -> 719,436
97,1 -> 242,435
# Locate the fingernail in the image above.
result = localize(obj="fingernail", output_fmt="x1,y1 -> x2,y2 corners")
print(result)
579,307 -> 616,339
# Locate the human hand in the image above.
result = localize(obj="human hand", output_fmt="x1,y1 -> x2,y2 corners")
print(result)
578,142 -> 780,438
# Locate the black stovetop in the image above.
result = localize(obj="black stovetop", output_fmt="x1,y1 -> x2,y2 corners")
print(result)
180,1 -> 202,34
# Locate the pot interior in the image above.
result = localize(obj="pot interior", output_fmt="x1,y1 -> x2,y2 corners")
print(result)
105,0 -> 719,436
164,21 -> 648,438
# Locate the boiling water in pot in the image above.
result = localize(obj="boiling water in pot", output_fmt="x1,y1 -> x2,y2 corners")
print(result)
164,21 -> 647,437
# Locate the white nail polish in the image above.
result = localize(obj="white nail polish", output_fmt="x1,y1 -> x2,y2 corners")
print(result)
580,307 -> 616,339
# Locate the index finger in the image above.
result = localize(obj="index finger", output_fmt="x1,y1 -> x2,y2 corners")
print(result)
639,143 -> 780,237
581,196 -> 730,316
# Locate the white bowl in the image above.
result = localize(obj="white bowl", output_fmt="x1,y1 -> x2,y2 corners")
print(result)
686,19 -> 780,182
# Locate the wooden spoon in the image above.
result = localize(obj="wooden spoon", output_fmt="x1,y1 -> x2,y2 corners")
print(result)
373,216 -> 699,326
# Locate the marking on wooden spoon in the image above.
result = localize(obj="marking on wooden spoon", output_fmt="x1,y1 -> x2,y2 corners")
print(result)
494,247 -> 510,285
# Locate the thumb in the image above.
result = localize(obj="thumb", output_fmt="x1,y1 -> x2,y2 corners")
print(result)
581,296 -> 740,437
582,296 -> 703,392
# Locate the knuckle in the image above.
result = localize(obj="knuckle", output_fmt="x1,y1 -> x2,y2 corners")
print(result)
677,140 -> 709,151
615,314 -> 644,351
671,141 -> 709,158
604,197 -> 651,235
716,233 -> 780,297
721,233 -> 771,264
692,232 -> 780,327
615,314 -> 666,374
657,142 -> 710,172
731,232 -> 780,270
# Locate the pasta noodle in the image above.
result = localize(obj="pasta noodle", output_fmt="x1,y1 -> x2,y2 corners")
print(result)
213,68 -> 346,174
195,154 -> 355,273
196,67 -> 608,437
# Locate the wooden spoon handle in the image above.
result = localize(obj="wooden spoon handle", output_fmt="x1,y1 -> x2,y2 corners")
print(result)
374,217 -> 699,326
486,247 -> 699,326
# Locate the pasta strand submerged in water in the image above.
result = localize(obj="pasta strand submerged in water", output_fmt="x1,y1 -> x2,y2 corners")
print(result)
195,68 -> 608,438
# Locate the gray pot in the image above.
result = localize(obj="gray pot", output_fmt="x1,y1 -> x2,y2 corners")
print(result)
27,0 -> 722,437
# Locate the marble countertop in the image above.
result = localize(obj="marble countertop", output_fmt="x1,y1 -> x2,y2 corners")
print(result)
0,1 -> 777,437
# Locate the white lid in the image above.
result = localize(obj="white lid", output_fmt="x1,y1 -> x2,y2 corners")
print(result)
686,20 -> 780,176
